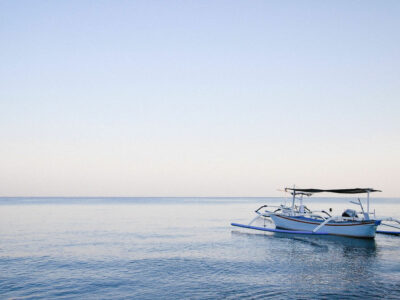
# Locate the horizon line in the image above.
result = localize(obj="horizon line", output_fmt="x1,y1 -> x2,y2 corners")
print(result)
0,195 -> 397,198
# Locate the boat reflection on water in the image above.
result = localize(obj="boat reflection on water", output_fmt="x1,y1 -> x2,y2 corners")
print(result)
231,229 -> 377,250
279,232 -> 376,250
232,229 -> 381,298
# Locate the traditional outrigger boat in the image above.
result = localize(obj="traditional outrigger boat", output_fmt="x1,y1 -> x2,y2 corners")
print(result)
231,188 -> 400,239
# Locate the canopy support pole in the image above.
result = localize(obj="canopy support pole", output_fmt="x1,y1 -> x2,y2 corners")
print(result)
291,188 -> 296,216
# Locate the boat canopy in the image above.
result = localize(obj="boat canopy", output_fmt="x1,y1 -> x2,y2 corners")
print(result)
285,188 -> 381,194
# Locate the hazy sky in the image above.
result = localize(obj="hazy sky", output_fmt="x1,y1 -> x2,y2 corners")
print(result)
1,1 -> 399,196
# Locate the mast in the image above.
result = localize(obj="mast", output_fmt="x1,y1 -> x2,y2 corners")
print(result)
299,194 -> 304,213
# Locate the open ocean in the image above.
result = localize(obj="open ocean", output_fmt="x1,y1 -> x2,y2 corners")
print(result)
1,197 -> 400,299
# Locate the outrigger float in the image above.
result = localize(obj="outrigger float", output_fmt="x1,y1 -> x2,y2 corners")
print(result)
231,188 -> 400,239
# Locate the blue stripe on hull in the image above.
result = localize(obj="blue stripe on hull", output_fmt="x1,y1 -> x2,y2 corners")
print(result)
277,215 -> 380,226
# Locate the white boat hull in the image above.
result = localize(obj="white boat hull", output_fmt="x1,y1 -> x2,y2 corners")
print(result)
270,214 -> 379,238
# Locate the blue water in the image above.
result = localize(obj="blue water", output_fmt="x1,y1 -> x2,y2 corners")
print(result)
1,197 -> 400,299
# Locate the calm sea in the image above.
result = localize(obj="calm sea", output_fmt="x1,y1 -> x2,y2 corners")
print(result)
1,197 -> 400,299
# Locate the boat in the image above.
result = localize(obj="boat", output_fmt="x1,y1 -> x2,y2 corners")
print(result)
231,187 -> 400,239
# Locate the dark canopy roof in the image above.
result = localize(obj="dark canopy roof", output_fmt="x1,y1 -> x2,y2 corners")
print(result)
285,188 -> 381,194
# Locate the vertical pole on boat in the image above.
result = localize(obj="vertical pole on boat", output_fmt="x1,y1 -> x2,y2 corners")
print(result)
367,190 -> 370,216
291,188 -> 296,216
299,194 -> 303,213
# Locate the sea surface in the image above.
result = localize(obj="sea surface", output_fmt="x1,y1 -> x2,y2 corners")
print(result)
1,197 -> 400,299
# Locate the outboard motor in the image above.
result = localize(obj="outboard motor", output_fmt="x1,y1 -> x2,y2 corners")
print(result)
342,209 -> 357,218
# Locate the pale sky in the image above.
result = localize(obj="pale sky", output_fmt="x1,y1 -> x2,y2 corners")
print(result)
0,1 -> 399,197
